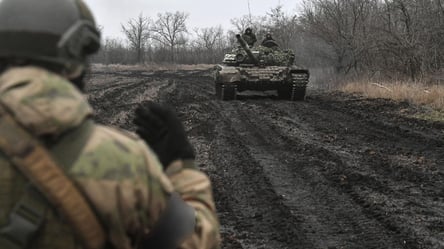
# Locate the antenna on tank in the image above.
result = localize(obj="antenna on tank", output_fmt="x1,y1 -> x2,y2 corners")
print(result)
247,0 -> 252,24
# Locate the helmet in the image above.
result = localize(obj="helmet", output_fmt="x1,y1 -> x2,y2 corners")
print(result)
0,0 -> 100,73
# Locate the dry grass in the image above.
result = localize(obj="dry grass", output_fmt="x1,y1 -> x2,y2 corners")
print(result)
341,80 -> 444,122
92,63 -> 215,72
341,80 -> 444,111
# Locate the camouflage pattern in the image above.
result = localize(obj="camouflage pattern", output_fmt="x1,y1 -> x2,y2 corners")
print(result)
0,67 -> 93,136
166,160 -> 220,249
214,34 -> 310,101
242,28 -> 257,47
0,67 -> 220,249
241,33 -> 257,47
261,34 -> 277,48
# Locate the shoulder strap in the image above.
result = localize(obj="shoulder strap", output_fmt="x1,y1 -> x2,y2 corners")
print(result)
0,105 -> 106,249
0,185 -> 47,249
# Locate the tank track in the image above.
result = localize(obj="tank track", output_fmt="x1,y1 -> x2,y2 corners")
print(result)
289,72 -> 309,101
276,72 -> 308,101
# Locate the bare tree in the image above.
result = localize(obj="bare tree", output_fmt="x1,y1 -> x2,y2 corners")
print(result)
121,13 -> 150,63
300,0 -> 444,79
151,11 -> 189,62
230,15 -> 267,35
103,38 -> 130,64
264,6 -> 300,48
194,26 -> 224,51
193,26 -> 226,63
301,0 -> 379,74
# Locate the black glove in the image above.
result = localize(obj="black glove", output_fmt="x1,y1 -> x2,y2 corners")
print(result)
133,101 -> 195,168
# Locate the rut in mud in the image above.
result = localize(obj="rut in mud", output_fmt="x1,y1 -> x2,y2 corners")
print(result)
86,68 -> 444,249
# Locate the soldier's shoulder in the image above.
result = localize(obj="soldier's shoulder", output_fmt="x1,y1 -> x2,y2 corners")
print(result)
70,124 -> 163,180
0,66 -> 92,136
84,125 -> 147,157
0,66 -> 47,82
0,66 -> 74,92
97,125 -> 141,142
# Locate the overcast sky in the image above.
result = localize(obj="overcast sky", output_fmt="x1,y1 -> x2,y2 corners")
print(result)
83,0 -> 303,39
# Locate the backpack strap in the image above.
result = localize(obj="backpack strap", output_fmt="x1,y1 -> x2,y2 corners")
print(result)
0,105 -> 106,249
0,185 -> 47,249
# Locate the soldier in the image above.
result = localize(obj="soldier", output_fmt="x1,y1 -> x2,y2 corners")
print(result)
0,1 -> 220,249
261,33 -> 279,48
242,27 -> 257,47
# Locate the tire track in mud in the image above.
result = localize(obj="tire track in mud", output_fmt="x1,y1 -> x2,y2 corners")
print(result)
87,71 -> 176,127
87,69 -> 444,249
154,75 -> 314,248
232,99 -> 444,249
195,100 -> 406,249
160,73 -> 443,249
157,75 -> 405,248
268,99 -> 444,249
223,102 -> 406,249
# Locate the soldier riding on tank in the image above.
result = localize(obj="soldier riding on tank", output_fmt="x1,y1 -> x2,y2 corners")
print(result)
261,33 -> 279,49
242,27 -> 257,47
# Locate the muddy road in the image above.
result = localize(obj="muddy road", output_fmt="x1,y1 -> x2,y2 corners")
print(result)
86,68 -> 444,249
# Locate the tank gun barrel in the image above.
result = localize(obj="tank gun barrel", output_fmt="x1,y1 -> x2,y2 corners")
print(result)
236,34 -> 258,64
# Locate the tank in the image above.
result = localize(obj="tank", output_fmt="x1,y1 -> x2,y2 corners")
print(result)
214,34 -> 309,101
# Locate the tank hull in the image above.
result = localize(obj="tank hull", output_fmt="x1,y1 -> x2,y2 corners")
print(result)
214,65 -> 309,101
215,34 -> 310,100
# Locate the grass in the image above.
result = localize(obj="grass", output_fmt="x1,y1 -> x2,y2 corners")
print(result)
414,110 -> 444,123
92,63 -> 215,72
341,80 -> 444,122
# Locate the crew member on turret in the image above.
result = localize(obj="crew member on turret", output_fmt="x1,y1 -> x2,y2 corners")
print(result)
242,27 -> 257,47
261,33 -> 279,49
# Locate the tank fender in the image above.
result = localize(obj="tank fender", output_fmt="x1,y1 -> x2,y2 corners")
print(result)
215,66 -> 241,83
289,66 -> 310,76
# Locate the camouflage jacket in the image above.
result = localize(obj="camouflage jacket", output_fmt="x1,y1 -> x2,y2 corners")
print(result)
0,67 -> 220,249
242,33 -> 257,46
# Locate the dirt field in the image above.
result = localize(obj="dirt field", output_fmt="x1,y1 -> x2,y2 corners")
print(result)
86,67 -> 444,249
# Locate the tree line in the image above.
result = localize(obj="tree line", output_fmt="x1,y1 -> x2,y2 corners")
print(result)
92,11 -> 228,65
92,8 -> 311,66
301,0 -> 444,80
93,1 -> 444,80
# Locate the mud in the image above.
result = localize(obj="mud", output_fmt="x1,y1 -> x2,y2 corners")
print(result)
86,68 -> 444,249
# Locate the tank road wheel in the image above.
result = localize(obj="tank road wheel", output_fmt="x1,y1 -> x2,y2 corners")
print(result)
215,82 -> 237,101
